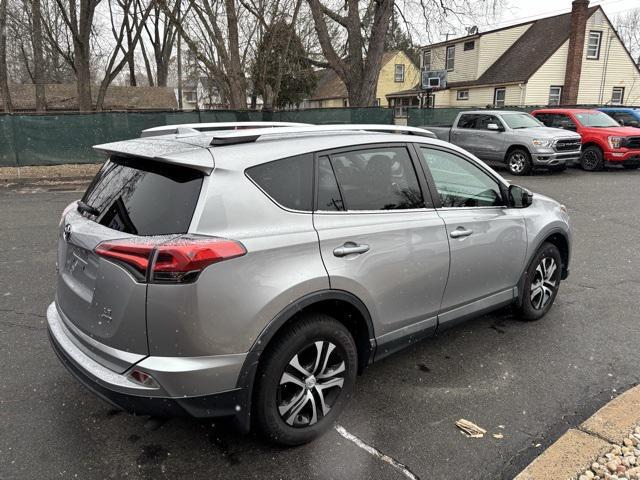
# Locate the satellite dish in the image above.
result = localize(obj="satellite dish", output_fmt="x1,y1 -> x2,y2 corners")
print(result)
467,25 -> 479,35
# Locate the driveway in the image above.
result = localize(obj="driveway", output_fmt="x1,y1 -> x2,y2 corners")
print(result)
1,168 -> 639,479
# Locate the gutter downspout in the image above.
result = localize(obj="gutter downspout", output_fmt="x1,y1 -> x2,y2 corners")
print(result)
519,83 -> 525,107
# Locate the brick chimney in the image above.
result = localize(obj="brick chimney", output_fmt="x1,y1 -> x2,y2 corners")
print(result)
561,0 -> 589,105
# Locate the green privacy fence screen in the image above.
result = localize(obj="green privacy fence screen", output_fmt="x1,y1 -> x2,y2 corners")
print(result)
0,107 -> 394,167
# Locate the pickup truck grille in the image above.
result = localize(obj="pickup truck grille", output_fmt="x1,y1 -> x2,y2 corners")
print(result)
626,137 -> 640,149
554,139 -> 581,152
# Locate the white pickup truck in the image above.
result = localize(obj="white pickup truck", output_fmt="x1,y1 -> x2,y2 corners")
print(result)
422,110 -> 582,175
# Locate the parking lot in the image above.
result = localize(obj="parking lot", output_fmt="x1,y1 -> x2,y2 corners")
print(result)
1,167 -> 640,480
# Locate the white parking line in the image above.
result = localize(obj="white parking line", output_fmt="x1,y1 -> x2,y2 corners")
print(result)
334,425 -> 420,480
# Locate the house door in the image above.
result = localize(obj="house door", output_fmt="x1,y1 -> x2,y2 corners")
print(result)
494,88 -> 506,108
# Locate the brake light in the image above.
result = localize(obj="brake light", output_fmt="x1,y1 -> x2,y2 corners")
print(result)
94,236 -> 246,283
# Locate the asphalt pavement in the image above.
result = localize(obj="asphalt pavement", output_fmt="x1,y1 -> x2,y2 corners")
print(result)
1,167 -> 640,480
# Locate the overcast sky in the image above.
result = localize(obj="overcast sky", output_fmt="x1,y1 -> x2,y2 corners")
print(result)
490,0 -> 638,29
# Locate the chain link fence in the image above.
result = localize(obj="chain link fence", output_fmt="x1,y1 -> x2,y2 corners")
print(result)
0,107 -> 394,167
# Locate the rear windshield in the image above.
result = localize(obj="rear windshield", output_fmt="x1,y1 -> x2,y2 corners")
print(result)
81,157 -> 203,235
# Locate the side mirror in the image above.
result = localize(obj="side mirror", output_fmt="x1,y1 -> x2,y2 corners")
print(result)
487,123 -> 503,131
509,184 -> 533,208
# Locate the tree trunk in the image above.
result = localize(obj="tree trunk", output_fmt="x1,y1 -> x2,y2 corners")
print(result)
31,0 -> 46,111
0,0 -> 12,112
74,52 -> 92,110
224,0 -> 247,109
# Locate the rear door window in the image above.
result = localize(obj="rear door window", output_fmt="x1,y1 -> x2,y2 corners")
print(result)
457,114 -> 479,129
327,146 -> 425,211
81,156 -> 204,235
246,154 -> 314,211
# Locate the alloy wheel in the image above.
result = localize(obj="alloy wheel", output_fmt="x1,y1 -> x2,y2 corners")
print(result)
509,153 -> 526,174
277,341 -> 346,427
530,257 -> 558,310
582,151 -> 599,170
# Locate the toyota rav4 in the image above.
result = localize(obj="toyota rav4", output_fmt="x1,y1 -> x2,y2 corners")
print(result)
48,123 -> 572,446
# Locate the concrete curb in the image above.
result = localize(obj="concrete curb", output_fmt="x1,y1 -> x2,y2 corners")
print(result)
515,384 -> 640,480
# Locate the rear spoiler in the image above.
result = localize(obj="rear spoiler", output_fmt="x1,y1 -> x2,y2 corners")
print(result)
93,138 -> 214,174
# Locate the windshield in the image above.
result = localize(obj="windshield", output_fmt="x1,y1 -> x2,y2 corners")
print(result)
501,113 -> 543,129
575,111 -> 621,127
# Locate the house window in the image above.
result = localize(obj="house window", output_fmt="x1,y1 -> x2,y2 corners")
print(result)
374,98 -> 381,107
463,41 -> 475,51
587,31 -> 602,60
548,86 -> 563,106
494,87 -> 506,108
342,99 -> 348,107
446,45 -> 455,71
394,64 -> 405,82
184,91 -> 197,102
456,90 -> 469,101
611,87 -> 625,105
423,50 -> 431,71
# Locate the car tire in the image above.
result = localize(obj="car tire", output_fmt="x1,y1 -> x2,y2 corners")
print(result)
580,146 -> 604,171
254,313 -> 357,446
515,242 -> 562,321
507,148 -> 532,176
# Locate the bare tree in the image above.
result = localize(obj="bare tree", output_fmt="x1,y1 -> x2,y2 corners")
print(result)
32,0 -> 46,110
307,0 -> 395,107
616,8 -> 640,64
138,0 -> 179,87
94,0 -> 151,109
0,0 -> 11,111
53,0 -> 101,110
159,0 -> 248,109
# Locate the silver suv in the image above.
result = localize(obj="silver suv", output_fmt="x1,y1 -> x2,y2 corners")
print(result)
47,123 -> 571,446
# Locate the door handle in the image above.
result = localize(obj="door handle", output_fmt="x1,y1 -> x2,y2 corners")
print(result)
333,242 -> 370,257
450,228 -> 473,239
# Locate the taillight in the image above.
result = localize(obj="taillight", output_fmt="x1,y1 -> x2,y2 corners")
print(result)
94,236 -> 246,283
94,240 -> 157,281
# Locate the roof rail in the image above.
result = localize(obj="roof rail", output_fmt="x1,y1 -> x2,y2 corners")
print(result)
140,121 -> 311,138
209,124 -> 437,146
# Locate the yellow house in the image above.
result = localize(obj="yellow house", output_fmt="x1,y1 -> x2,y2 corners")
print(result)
305,51 -> 420,109
418,0 -> 640,108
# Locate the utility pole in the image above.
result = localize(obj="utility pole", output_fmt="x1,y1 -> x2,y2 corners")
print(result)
176,1 -> 183,109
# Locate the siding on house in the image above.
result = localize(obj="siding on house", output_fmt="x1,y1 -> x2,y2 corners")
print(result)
525,41 -> 569,105
476,24 -> 532,77
426,41 -> 480,83
445,84 -> 523,107
376,51 -> 420,106
576,10 -> 640,105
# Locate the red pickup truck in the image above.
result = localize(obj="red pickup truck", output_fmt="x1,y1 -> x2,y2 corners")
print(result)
531,108 -> 640,171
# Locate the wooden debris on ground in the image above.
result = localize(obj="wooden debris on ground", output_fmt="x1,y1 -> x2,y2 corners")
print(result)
455,419 -> 487,438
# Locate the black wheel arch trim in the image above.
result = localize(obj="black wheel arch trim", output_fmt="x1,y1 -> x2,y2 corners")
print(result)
516,228 -> 570,307
232,289 -> 376,432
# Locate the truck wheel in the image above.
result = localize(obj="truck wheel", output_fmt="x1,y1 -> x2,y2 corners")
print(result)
580,146 -> 604,171
507,149 -> 532,176
253,313 -> 357,446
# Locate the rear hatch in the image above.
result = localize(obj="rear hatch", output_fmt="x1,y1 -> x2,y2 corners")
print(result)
56,156 -> 204,372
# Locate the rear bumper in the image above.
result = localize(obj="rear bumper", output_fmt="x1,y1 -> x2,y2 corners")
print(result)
47,302 -> 248,420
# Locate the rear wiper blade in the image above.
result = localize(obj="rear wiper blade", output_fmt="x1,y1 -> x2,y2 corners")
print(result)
77,200 -> 100,217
